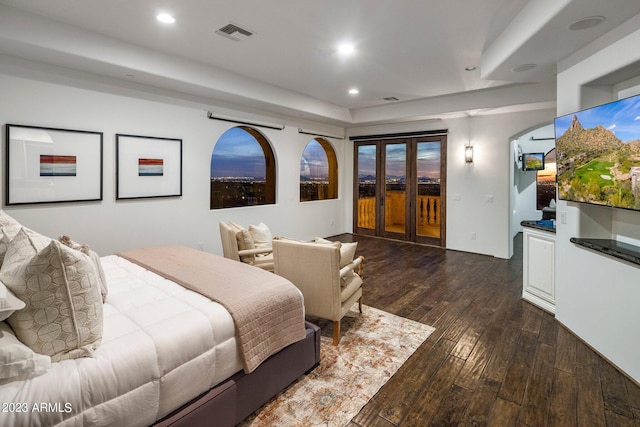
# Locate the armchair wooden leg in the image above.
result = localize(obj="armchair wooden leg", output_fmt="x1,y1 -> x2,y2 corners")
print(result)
332,320 -> 340,346
358,297 -> 363,313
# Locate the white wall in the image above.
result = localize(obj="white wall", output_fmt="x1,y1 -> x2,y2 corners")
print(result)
0,72 -> 351,256
0,62 -> 557,261
512,124 -> 555,231
555,26 -> 640,382
443,111 -> 555,259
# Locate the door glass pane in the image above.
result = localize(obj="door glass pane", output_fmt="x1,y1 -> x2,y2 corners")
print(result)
357,145 -> 376,229
385,143 -> 406,234
416,141 -> 441,238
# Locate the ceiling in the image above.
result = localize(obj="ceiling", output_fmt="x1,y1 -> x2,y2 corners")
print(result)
0,0 -> 639,126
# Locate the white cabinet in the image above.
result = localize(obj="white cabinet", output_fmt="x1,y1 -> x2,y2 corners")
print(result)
522,226 -> 555,313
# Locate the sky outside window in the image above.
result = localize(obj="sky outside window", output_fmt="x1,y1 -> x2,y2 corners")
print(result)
211,127 -> 266,179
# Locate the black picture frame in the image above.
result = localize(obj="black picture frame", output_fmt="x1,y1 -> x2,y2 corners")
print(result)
5,124 -> 103,205
116,134 -> 182,200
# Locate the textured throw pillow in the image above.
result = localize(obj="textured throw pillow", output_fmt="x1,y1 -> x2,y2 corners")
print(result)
59,235 -> 108,303
0,210 -> 23,240
0,229 -> 12,267
0,321 -> 51,381
249,222 -> 273,255
229,221 -> 256,264
0,281 -> 25,322
0,231 -> 103,362
0,212 -> 24,267
0,227 -> 51,273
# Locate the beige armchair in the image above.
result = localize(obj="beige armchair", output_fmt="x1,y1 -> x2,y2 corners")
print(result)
219,221 -> 274,271
272,238 -> 364,345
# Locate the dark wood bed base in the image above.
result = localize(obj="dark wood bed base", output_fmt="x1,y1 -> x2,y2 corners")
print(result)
153,321 -> 321,427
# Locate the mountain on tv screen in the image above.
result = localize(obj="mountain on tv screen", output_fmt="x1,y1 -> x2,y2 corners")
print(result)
554,94 -> 640,211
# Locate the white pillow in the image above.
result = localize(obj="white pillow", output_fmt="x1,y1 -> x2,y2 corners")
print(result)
314,237 -> 358,268
249,222 -> 273,252
0,281 -> 25,322
0,321 -> 51,381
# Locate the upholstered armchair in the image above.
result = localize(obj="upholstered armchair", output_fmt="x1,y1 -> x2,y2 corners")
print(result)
272,238 -> 364,345
219,221 -> 274,272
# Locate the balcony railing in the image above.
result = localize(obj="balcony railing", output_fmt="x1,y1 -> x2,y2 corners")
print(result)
357,193 -> 440,234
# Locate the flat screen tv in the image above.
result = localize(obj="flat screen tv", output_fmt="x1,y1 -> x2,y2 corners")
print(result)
522,152 -> 545,171
555,93 -> 640,211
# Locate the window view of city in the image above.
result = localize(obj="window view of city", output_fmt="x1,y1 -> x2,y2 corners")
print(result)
300,139 -> 337,202
210,127 -> 273,209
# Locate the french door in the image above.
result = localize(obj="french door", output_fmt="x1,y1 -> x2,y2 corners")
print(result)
354,135 -> 446,247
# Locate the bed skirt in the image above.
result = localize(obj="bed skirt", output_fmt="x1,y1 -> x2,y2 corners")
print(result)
153,321 -> 321,427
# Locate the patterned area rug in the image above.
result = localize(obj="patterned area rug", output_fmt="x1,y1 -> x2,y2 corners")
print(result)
241,305 -> 435,427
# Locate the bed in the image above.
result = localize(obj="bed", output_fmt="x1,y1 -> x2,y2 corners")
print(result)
0,225 -> 320,427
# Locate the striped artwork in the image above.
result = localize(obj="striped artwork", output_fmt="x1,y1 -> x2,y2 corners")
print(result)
40,155 -> 77,176
138,158 -> 164,176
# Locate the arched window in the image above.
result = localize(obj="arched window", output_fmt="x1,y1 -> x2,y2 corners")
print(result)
210,126 -> 276,209
300,138 -> 338,202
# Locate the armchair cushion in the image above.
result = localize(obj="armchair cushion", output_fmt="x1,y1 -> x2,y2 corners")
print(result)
249,222 -> 273,253
229,222 -> 256,264
314,237 -> 358,268
340,273 -> 363,303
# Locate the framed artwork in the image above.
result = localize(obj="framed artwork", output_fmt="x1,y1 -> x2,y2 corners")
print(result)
116,134 -> 182,200
5,124 -> 103,205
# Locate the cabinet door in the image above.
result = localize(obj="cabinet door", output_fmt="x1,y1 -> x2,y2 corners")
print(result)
523,229 -> 555,304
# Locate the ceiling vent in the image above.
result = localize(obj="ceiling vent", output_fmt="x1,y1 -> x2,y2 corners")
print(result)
382,96 -> 400,102
215,23 -> 254,41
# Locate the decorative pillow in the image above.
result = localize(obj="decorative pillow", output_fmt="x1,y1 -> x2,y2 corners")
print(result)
229,222 -> 256,264
0,210 -> 23,240
249,222 -> 273,255
59,235 -> 108,303
0,321 -> 51,381
314,237 -> 358,268
0,227 -> 51,275
0,281 -> 25,322
0,212 -> 24,267
0,229 -> 11,266
0,231 -> 103,362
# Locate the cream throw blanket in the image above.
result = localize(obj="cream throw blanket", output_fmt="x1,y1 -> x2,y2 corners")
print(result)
118,245 -> 306,373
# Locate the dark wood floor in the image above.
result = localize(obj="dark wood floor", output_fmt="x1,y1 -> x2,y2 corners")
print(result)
329,233 -> 640,427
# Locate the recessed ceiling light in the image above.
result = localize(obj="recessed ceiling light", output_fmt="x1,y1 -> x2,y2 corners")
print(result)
156,13 -> 176,24
337,43 -> 356,56
568,16 -> 605,31
465,66 -> 477,72
511,63 -> 537,73
348,88 -> 359,95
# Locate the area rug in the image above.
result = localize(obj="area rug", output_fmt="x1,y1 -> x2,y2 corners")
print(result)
241,305 -> 435,427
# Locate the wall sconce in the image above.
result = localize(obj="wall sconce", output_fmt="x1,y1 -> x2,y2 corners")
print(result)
465,145 -> 474,163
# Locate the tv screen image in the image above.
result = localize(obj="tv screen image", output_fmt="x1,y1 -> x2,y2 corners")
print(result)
555,94 -> 640,211
523,152 -> 545,171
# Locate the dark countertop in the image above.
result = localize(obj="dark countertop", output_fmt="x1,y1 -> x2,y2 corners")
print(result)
570,238 -> 640,267
521,220 -> 556,234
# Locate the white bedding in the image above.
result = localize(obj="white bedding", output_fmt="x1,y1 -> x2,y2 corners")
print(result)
0,255 -> 243,427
